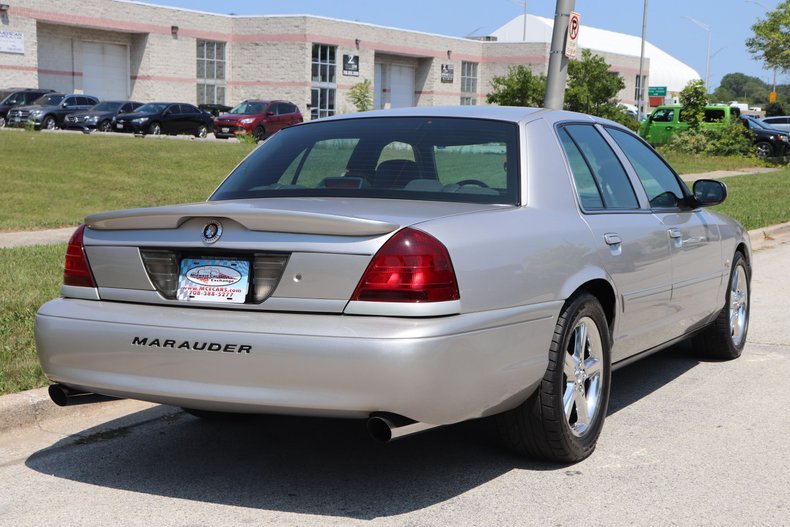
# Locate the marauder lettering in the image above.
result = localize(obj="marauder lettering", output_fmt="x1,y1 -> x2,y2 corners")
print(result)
131,336 -> 251,354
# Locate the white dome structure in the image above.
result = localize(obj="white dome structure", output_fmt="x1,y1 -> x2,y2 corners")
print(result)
491,15 -> 700,93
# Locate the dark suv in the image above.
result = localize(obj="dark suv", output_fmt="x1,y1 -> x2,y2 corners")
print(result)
0,88 -> 55,128
8,93 -> 100,130
214,100 -> 303,140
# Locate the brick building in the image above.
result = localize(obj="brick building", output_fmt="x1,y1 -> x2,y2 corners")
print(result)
0,0 -> 689,118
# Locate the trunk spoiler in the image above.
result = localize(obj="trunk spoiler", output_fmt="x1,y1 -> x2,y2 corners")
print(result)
86,202 -> 400,237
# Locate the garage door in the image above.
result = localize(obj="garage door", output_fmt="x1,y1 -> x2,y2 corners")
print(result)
390,65 -> 415,108
82,42 -> 128,100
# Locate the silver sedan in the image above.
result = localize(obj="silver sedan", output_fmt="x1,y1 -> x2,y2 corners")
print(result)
36,106 -> 751,462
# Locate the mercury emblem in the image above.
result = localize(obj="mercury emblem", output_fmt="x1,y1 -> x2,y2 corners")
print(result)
202,221 -> 223,243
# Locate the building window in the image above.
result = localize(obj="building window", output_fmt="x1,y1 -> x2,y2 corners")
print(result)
460,61 -> 478,106
197,40 -> 226,105
311,44 -> 337,119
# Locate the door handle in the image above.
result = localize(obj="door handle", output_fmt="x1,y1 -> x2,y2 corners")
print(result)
604,233 -> 621,246
668,228 -> 682,239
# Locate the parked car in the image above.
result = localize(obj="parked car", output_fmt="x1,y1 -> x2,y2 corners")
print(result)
198,103 -> 232,118
112,102 -> 213,137
639,104 -> 741,145
7,93 -> 100,130
760,115 -> 790,132
740,115 -> 790,158
63,100 -> 144,132
36,107 -> 751,463
0,87 -> 55,128
213,99 -> 303,140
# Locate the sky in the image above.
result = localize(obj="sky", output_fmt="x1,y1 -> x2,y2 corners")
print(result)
138,0 -> 783,92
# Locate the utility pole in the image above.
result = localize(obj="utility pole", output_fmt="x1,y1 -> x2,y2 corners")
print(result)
544,0 -> 576,109
636,0 -> 648,118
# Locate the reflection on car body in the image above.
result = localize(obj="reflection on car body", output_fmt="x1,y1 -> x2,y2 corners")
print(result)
36,107 -> 751,462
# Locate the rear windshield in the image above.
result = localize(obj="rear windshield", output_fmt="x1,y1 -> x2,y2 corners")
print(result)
211,117 -> 520,204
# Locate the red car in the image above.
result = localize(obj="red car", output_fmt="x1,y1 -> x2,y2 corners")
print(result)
213,100 -> 303,140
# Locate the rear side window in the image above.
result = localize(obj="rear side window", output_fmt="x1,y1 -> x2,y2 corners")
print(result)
560,124 -> 638,210
606,128 -> 686,208
651,109 -> 674,122
212,117 -> 520,204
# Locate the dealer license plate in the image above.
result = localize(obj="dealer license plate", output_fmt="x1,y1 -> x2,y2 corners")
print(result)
222,127 -> 230,133
176,258 -> 250,303
116,123 -> 123,129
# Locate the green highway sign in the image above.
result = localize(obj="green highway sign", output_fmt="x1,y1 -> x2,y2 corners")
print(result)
648,86 -> 667,97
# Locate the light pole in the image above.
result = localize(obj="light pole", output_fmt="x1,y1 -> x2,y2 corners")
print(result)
745,0 -> 778,95
544,0 -> 576,109
510,0 -> 528,40
685,16 -> 712,92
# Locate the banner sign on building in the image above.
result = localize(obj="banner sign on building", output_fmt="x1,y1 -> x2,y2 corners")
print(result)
0,31 -> 25,54
441,64 -> 454,83
343,54 -> 359,76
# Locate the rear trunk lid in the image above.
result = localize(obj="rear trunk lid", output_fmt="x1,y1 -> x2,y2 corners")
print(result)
80,198 -> 505,313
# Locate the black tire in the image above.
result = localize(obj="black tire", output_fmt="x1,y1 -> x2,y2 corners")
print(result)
195,124 -> 208,138
497,293 -> 611,462
147,122 -> 161,135
693,251 -> 750,360
253,125 -> 266,141
755,141 -> 773,158
98,120 -> 111,132
42,115 -> 57,130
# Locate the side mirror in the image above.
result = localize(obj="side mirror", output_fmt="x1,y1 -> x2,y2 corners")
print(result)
692,179 -> 727,207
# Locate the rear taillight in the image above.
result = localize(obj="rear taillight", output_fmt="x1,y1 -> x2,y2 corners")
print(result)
63,224 -> 96,288
351,228 -> 459,303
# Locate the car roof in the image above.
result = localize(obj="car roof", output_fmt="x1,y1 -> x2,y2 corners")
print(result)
314,106 -> 607,128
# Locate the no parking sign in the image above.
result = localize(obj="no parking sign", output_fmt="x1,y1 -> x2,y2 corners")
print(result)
565,11 -> 581,59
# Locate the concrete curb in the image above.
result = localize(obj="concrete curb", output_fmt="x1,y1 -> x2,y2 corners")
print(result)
748,221 -> 790,252
0,387 -> 67,433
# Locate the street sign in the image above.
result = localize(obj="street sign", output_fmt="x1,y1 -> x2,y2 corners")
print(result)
648,86 -> 667,97
770,91 -> 777,103
565,11 -> 581,59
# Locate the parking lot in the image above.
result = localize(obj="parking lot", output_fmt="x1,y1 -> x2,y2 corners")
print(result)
1,238 -> 788,526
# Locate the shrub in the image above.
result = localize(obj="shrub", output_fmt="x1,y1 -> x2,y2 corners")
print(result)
664,121 -> 754,157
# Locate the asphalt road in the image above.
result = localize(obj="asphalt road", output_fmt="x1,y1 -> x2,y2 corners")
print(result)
1,242 -> 788,526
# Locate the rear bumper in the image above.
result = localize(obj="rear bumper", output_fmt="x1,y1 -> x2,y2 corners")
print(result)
35,298 -> 558,425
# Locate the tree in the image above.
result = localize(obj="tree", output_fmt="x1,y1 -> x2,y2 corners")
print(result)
486,65 -> 546,107
764,101 -> 785,116
564,49 -> 625,118
346,79 -> 373,112
712,72 -> 770,105
679,79 -> 708,131
746,0 -> 790,74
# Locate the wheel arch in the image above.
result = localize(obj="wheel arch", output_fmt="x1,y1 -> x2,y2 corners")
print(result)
564,278 -> 617,334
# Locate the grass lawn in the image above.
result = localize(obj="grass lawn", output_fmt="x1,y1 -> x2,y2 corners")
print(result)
0,131 -> 255,231
660,150 -> 770,175
0,244 -> 64,394
0,131 -> 788,395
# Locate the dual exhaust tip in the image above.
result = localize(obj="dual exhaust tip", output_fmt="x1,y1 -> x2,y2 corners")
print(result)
48,384 -> 436,441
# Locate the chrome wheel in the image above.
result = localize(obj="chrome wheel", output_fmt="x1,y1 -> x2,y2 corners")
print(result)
148,122 -> 161,135
563,317 -> 604,437
0,116 -> 6,128
729,263 -> 749,347
196,124 -> 208,138
43,116 -> 56,130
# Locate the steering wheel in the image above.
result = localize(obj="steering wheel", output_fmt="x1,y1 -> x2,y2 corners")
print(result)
456,179 -> 490,188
